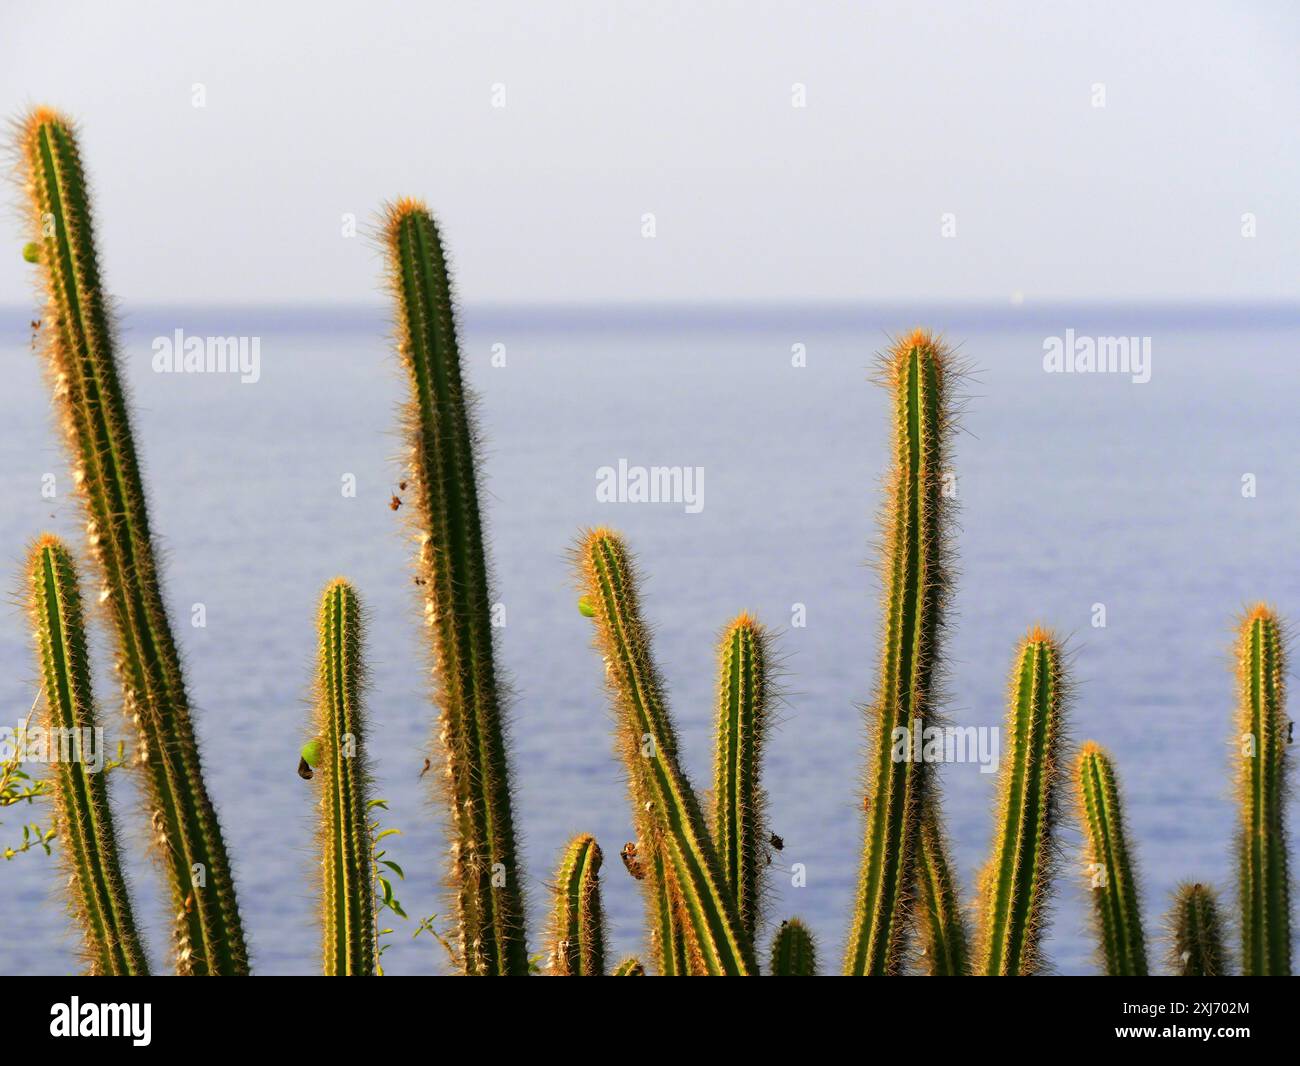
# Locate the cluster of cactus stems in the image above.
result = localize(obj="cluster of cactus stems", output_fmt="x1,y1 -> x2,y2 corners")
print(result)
12,108 -> 1295,978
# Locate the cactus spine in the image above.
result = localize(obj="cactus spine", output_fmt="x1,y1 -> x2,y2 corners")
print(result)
612,956 -> 646,976
916,805 -> 970,975
18,108 -> 245,975
1168,883 -> 1228,976
977,628 -> 1066,976
547,834 -> 606,975
312,580 -> 377,976
845,330 -> 956,976
577,528 -> 757,975
1074,743 -> 1147,975
712,613 -> 771,944
383,199 -> 527,975
27,536 -> 149,975
770,918 -> 817,976
1234,604 -> 1290,976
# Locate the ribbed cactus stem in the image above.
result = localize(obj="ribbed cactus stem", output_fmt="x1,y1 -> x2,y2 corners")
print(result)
977,627 -> 1066,976
917,803 -> 970,975
712,613 -> 771,943
28,536 -> 149,976
770,918 -> 817,976
1235,604 -> 1290,976
383,199 -> 526,976
1168,883 -> 1228,976
577,528 -> 757,975
547,834 -> 606,976
312,580 -> 377,976
1075,743 -> 1147,975
846,330 -> 956,976
18,108 -> 245,975
612,957 -> 646,976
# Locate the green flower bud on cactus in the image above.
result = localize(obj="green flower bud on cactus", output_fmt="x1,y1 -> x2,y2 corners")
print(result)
22,241 -> 40,263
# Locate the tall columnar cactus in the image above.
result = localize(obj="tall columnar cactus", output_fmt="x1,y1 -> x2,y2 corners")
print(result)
1234,604 -> 1290,976
1167,883 -> 1229,976
547,834 -> 606,976
845,330 -> 957,976
770,918 -> 817,976
27,535 -> 149,976
18,108 -> 246,975
383,199 -> 527,976
1074,743 -> 1147,975
977,627 -> 1066,976
916,804 -> 970,975
310,580 -> 377,977
577,528 -> 757,975
712,613 -> 772,944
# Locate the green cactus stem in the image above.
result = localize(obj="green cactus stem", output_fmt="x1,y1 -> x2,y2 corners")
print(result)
916,803 -> 970,975
383,198 -> 526,976
311,580 -> 377,977
1168,882 -> 1229,977
612,957 -> 646,976
27,535 -> 149,975
547,833 -> 606,976
17,107 -> 245,975
1235,604 -> 1291,976
712,612 -> 772,944
976,627 -> 1067,976
770,918 -> 817,976
1074,742 -> 1147,976
845,329 -> 958,976
577,528 -> 757,976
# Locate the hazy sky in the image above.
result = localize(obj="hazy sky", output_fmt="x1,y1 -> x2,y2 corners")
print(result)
3,1 -> 1297,305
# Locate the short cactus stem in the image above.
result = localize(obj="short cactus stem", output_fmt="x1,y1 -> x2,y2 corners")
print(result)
547,834 -> 606,976
846,330 -> 958,976
1168,883 -> 1229,976
916,803 -> 970,975
1234,604 -> 1291,976
770,918 -> 817,976
18,107 -> 245,975
612,957 -> 646,976
27,536 -> 149,976
383,199 -> 527,975
576,528 -> 757,975
1074,743 -> 1147,975
312,580 -> 377,976
977,627 -> 1067,976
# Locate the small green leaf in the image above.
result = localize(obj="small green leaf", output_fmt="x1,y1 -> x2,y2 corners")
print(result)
380,860 -> 405,879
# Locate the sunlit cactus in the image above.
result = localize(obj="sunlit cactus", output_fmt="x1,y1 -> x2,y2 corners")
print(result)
382,198 -> 527,976
1167,882 -> 1229,977
27,535 -> 149,976
770,918 -> 817,976
977,627 -> 1067,976
17,107 -> 246,975
916,803 -> 970,975
612,957 -> 646,976
547,834 -> 606,976
1234,604 -> 1291,976
846,330 -> 959,976
1074,743 -> 1147,975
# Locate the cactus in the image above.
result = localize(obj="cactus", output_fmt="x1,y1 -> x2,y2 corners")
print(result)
711,613 -> 772,944
18,108 -> 246,975
577,528 -> 757,975
916,803 -> 970,975
383,199 -> 527,975
547,834 -> 606,976
310,580 -> 377,976
27,535 -> 149,975
1234,604 -> 1291,976
976,627 -> 1066,976
1167,882 -> 1229,977
1074,743 -> 1147,975
612,956 -> 646,976
845,330 -> 958,976
770,918 -> 817,976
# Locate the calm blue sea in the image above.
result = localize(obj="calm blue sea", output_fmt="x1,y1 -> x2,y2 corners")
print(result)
1,303 -> 1297,976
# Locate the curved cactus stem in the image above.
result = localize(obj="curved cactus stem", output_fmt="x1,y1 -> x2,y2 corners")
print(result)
846,330 -> 958,976
17,107 -> 245,975
576,528 -> 757,975
1234,604 -> 1291,976
770,918 -> 817,976
312,580 -> 377,976
382,199 -> 527,975
1074,743 -> 1147,975
976,627 -> 1067,976
27,536 -> 149,976
916,803 -> 970,975
1167,882 -> 1229,976
547,833 -> 606,976
612,956 -> 646,976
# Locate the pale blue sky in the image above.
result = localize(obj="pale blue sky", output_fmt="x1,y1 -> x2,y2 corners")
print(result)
2,0 -> 1297,305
